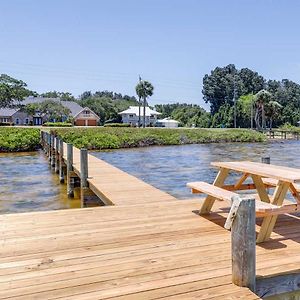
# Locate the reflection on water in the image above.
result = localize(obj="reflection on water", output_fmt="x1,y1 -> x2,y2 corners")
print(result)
1,140 -> 300,214
0,150 -> 81,214
94,140 -> 300,200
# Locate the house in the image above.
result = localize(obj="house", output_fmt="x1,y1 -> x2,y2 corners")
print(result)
156,117 -> 179,128
0,97 -> 100,126
118,106 -> 161,126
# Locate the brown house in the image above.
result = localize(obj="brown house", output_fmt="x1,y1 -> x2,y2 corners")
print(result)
0,97 -> 100,126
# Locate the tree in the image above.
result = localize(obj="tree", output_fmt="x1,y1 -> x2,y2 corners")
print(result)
155,103 -> 211,127
0,74 -> 35,108
23,100 -> 71,122
40,91 -> 75,101
211,103 -> 233,128
135,80 -> 154,127
236,94 -> 255,128
254,90 -> 272,130
265,100 -> 282,130
202,64 -> 265,114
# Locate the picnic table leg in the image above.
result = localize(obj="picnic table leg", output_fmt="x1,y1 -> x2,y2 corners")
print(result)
234,173 -> 249,190
200,168 -> 229,214
256,181 -> 289,243
251,174 -> 271,203
289,184 -> 300,204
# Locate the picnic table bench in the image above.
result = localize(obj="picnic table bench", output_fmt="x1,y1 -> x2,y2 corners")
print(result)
187,161 -> 300,243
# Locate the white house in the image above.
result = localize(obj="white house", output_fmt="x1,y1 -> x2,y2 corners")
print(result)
156,117 -> 179,128
118,106 -> 161,126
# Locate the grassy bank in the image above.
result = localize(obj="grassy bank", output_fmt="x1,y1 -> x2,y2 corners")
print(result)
0,128 -> 40,152
52,128 -> 266,150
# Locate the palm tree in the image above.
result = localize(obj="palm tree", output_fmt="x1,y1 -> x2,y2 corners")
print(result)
254,90 -> 272,130
135,80 -> 154,128
266,100 -> 282,130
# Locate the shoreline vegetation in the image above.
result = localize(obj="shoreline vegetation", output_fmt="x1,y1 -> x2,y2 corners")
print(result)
0,128 -> 40,152
0,127 -> 267,152
53,128 -> 266,150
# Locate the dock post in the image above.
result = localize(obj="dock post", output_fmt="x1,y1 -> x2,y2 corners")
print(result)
51,135 -> 56,168
41,131 -> 44,151
55,137 -> 60,174
48,133 -> 52,164
231,196 -> 256,292
67,143 -> 74,198
261,156 -> 270,164
59,139 -> 65,183
80,148 -> 88,208
47,132 -> 50,157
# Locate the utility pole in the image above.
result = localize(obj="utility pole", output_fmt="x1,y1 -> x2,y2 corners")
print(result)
138,75 -> 142,127
142,80 -> 146,128
250,93 -> 254,130
233,75 -> 237,128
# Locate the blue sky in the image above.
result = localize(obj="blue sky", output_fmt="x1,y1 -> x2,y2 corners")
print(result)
1,0 -> 300,109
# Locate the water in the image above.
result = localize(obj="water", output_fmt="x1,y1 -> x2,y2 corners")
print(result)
94,140 -> 300,200
0,150 -> 81,214
0,140 -> 299,214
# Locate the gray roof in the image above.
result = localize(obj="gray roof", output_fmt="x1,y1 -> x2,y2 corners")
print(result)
21,97 -> 84,117
59,101 -> 83,117
0,97 -> 99,118
0,108 -> 18,117
0,97 -> 87,118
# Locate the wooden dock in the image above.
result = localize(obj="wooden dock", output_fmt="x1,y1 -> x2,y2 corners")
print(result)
1,132 -> 300,299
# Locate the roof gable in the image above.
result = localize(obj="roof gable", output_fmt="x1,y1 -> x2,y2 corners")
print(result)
118,106 -> 161,117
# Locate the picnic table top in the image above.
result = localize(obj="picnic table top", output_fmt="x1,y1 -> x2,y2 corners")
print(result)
211,161 -> 300,183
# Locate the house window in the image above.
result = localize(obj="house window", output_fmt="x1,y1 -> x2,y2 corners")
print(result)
129,114 -> 134,118
83,110 -> 90,115
15,118 -> 20,125
25,118 -> 29,125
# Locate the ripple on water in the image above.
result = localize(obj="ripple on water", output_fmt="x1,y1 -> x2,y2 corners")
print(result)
0,150 -> 81,214
1,140 -> 299,213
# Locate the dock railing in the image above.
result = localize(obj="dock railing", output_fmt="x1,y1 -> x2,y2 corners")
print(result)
41,131 -> 101,207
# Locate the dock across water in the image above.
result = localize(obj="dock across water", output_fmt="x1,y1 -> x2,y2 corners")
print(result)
1,132 -> 300,299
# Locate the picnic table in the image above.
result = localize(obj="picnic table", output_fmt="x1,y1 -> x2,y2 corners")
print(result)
187,161 -> 300,243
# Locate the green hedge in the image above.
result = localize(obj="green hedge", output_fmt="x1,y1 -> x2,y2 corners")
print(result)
43,122 -> 73,127
52,128 -> 266,150
0,128 -> 40,152
104,123 -> 131,127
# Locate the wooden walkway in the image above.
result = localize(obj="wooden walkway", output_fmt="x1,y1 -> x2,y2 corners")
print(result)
66,144 -> 177,206
2,135 -> 300,299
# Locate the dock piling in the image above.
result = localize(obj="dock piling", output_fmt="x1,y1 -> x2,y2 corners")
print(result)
59,139 -> 65,183
67,143 -> 74,198
55,137 -> 60,174
231,196 -> 256,292
50,135 -> 55,168
261,156 -> 270,164
80,148 -> 89,207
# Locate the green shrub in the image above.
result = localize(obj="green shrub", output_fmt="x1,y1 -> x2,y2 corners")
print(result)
0,128 -> 40,152
104,123 -> 131,127
52,128 -> 266,150
43,122 -> 73,127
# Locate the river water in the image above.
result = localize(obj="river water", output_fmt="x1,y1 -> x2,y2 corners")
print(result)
1,140 -> 300,214
0,151 -> 81,214
95,140 -> 300,199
